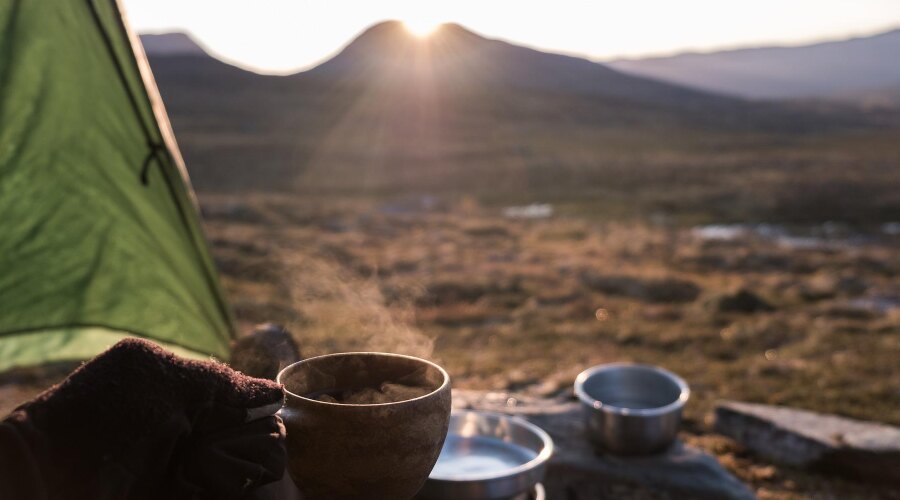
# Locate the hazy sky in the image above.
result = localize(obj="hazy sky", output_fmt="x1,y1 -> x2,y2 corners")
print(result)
124,0 -> 900,74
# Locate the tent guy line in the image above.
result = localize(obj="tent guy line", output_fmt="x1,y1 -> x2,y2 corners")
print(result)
88,0 -> 166,186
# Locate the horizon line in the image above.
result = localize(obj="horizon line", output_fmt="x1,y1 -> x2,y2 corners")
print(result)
138,19 -> 900,76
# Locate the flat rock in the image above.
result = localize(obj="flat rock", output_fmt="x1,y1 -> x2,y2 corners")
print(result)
454,390 -> 755,500
715,400 -> 900,486
578,273 -> 701,304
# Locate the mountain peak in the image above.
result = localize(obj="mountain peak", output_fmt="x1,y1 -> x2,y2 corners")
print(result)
304,20 -> 511,86
346,20 -> 485,50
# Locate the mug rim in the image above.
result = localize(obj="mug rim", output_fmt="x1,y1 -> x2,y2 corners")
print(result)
276,351 -> 451,407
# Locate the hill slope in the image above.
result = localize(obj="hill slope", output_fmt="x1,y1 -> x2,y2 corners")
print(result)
141,32 -> 207,56
609,28 -> 900,100
835,85 -> 900,109
142,23 -> 899,222
306,22 -> 725,107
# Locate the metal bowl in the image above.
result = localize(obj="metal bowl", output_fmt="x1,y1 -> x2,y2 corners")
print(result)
416,410 -> 553,500
575,363 -> 689,455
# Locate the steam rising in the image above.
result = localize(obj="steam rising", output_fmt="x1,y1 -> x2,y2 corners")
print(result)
281,253 -> 434,359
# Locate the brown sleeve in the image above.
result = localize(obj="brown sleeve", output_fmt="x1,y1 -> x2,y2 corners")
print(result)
0,411 -> 48,500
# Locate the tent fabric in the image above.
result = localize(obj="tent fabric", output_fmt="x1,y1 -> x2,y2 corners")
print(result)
0,0 -> 235,370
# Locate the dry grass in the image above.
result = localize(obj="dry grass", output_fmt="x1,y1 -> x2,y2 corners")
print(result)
200,194 -> 900,424
1,192 -> 897,498
205,193 -> 899,498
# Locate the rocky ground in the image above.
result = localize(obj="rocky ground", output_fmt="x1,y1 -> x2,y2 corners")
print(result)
204,194 -> 900,498
454,389 -> 900,499
201,194 -> 900,423
1,193 -> 898,498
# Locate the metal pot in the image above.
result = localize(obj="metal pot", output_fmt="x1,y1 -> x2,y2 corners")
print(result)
574,363 -> 689,455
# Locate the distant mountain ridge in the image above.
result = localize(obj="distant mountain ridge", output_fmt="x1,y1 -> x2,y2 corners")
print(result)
608,28 -> 900,101
140,22 -> 891,214
304,21 -> 723,108
289,21 -> 859,130
141,26 -> 900,104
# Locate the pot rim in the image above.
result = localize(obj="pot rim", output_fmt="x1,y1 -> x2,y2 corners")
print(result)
574,362 -> 690,417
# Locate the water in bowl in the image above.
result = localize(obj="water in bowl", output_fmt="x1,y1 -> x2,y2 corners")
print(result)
431,434 -> 537,478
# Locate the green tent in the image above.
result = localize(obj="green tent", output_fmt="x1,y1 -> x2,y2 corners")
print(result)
0,0 -> 235,370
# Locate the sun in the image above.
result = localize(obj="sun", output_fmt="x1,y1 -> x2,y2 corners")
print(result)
403,17 -> 442,38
